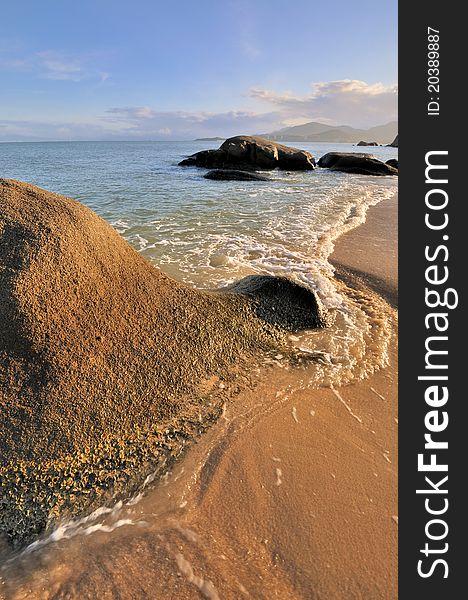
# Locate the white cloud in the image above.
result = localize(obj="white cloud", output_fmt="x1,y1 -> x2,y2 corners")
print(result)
250,79 -> 398,128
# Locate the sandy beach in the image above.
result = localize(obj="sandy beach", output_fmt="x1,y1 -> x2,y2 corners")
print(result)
170,194 -> 399,599
2,193 -> 398,600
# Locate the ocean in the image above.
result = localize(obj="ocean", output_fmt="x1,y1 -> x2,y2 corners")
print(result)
0,140 -> 397,296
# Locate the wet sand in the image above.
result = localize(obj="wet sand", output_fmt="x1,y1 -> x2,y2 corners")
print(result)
331,193 -> 398,307
174,194 -> 399,599
1,195 -> 398,600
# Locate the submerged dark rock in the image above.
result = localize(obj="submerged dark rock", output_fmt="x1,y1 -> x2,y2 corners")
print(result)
226,275 -> 329,331
356,140 -> 378,146
179,135 -> 316,171
386,158 -> 398,169
204,169 -> 269,181
318,152 -> 398,176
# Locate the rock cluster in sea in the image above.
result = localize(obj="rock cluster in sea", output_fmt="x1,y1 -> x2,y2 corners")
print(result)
179,135 -> 316,170
179,136 -> 398,177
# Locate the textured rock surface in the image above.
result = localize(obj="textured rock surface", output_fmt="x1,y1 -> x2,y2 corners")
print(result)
318,153 -> 397,176
0,179 -> 327,545
226,275 -> 329,331
317,152 -> 378,168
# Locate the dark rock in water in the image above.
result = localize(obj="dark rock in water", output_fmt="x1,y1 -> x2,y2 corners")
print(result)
356,140 -> 378,146
179,149 -> 223,168
330,157 -> 397,176
388,135 -> 398,148
204,169 -> 269,181
317,152 -> 377,168
386,158 -> 398,169
179,135 -> 315,171
0,179 -> 328,546
318,152 -> 398,176
226,275 -> 329,331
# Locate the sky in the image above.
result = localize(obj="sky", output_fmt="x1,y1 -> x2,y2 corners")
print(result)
0,0 -> 397,141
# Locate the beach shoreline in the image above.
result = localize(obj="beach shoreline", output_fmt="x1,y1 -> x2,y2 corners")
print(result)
331,193 -> 398,307
189,193 -> 399,599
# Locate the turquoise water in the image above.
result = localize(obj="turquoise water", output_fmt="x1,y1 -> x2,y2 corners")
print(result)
0,140 -> 397,305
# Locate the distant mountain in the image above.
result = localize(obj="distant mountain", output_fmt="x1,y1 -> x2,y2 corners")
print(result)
260,121 -> 397,145
194,136 -> 225,141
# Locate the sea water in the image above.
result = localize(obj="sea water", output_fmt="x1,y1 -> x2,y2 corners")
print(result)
0,140 -> 396,293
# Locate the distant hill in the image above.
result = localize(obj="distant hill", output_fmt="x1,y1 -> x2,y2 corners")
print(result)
194,136 -> 225,141
259,121 -> 397,145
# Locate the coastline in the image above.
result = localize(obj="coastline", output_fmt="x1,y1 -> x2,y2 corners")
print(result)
331,193 -> 398,307
2,193 -> 398,600
184,195 -> 399,599
179,195 -> 399,599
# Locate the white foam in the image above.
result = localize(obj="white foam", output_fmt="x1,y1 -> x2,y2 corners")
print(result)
370,387 -> 386,400
175,553 -> 220,600
330,386 -> 363,424
20,503 -> 139,556
275,468 -> 283,486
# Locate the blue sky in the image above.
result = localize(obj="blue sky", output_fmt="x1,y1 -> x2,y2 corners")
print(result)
0,0 -> 397,141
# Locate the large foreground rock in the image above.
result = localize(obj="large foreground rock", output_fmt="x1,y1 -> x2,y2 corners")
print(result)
318,152 -> 398,176
0,179 -> 328,545
179,136 -> 316,171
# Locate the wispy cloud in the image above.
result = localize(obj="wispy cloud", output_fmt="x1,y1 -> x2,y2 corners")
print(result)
102,106 -> 281,138
35,51 -> 84,81
0,108 -> 281,141
0,118 -> 121,141
0,49 -> 110,83
228,0 -> 262,60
